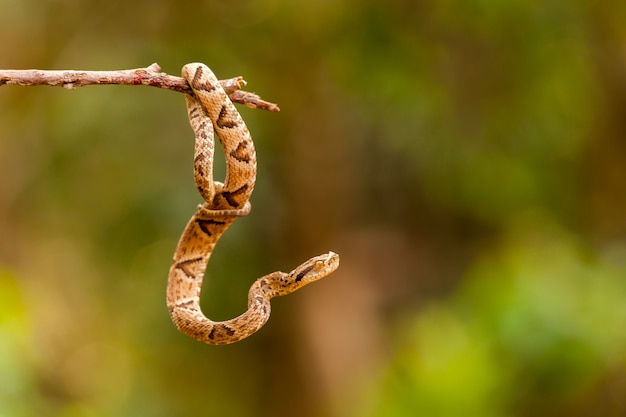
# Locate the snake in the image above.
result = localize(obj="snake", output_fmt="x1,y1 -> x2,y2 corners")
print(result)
166,63 -> 340,345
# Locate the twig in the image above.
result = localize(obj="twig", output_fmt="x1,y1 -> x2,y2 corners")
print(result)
0,62 -> 280,112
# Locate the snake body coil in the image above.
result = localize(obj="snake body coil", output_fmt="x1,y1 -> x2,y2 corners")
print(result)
166,63 -> 339,345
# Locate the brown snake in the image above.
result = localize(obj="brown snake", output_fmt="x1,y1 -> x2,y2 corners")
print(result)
166,63 -> 340,345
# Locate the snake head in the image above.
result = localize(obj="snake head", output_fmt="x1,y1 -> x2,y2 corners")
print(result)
279,251 -> 340,294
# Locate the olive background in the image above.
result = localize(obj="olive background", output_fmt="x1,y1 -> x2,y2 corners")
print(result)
1,1 -> 626,416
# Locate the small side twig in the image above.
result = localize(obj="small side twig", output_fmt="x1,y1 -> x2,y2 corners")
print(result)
0,62 -> 279,112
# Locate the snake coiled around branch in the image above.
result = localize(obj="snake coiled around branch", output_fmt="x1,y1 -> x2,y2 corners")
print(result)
166,63 -> 339,345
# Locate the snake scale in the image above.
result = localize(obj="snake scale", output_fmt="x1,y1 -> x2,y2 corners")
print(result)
166,63 -> 340,345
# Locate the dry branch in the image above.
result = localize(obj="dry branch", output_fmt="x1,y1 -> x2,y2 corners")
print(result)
0,62 -> 280,112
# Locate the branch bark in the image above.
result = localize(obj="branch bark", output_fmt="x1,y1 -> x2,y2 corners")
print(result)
0,62 -> 280,112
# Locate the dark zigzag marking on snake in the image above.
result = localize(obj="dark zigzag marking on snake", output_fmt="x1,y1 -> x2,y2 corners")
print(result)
216,104 -> 240,129
194,153 -> 208,178
196,219 -> 227,236
221,324 -> 236,336
197,120 -> 211,139
229,140 -> 253,163
175,257 -> 204,278
188,106 -> 202,120
208,326 -> 216,340
208,324 -> 236,340
219,184 -> 249,208
191,66 -> 217,92
172,300 -> 195,310
194,152 -> 207,164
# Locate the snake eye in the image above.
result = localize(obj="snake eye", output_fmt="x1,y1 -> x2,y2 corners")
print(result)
315,260 -> 324,269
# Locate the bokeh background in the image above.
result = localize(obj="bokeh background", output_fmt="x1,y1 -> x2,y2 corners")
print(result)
1,0 -> 626,416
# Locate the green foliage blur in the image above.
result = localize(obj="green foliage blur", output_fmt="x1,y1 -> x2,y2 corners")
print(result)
1,0 -> 625,416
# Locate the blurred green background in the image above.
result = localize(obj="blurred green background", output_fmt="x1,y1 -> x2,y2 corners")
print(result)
1,0 -> 626,416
